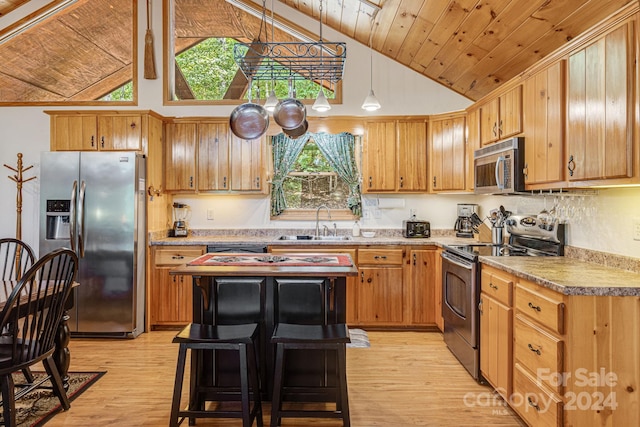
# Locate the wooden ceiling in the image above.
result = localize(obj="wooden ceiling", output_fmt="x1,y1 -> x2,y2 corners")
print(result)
0,0 -> 636,104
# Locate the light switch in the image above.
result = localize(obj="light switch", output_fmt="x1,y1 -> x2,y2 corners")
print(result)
634,219 -> 640,241
207,209 -> 214,220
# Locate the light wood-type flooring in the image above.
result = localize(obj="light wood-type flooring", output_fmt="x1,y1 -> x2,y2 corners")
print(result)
41,330 -> 525,426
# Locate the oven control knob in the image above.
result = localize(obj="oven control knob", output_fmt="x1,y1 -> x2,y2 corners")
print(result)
505,219 -> 516,227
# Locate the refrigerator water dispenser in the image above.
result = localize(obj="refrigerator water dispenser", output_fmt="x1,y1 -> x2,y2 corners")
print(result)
45,199 -> 70,240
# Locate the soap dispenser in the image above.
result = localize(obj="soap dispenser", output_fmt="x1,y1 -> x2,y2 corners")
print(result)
352,221 -> 361,237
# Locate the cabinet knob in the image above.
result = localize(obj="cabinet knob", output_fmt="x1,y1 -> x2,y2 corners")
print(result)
223,176 -> 227,188
130,121 -> 137,129
368,176 -> 372,188
171,255 -> 185,260
101,136 -> 105,148
489,283 -> 498,290
189,176 -> 193,188
523,163 -> 528,181
527,343 -> 541,355
255,176 -> 260,188
373,255 -> 387,260
399,176 -> 404,188
527,397 -> 540,412
432,176 -> 436,188
91,136 -> 95,147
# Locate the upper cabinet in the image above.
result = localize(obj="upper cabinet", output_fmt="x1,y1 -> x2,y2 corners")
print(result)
164,119 -> 268,194
47,111 -> 146,152
522,60 -> 566,188
566,20 -> 637,185
465,107 -> 480,192
363,119 -> 428,193
479,85 -> 522,146
429,113 -> 466,192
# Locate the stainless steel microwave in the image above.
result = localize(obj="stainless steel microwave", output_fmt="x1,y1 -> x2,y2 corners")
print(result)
474,137 -> 525,194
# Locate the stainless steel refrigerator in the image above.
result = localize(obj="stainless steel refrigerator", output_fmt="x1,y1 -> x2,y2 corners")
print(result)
39,151 -> 145,338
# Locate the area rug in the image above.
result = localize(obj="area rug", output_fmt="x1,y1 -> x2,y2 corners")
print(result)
347,328 -> 370,348
0,371 -> 106,427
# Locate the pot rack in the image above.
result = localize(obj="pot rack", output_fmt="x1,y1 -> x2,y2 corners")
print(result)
232,0 -> 346,84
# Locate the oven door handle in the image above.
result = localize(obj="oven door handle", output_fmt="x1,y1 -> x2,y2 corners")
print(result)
495,156 -> 506,190
441,251 -> 474,270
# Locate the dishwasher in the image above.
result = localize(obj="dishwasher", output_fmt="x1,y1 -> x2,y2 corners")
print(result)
206,245 -> 267,253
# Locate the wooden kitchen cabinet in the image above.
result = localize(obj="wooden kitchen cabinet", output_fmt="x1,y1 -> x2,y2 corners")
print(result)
522,60 -> 565,188
429,112 -> 466,192
47,111 -> 150,151
230,133 -> 266,192
465,107 -> 480,192
150,246 -> 205,328
165,122 -> 197,192
408,247 -> 438,326
356,247 -> 405,325
479,85 -> 522,145
165,118 -> 267,193
362,119 -> 428,193
479,265 -> 514,401
566,21 -> 637,186
198,122 -> 230,191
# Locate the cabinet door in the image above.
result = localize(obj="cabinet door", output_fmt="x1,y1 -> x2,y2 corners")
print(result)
567,23 -> 633,182
230,133 -> 265,192
480,97 -> 500,145
498,85 -> 522,139
357,266 -> 404,324
51,115 -> 98,151
430,116 -> 465,191
150,267 -> 178,324
465,108 -> 480,192
198,122 -> 230,191
480,293 -> 513,400
165,122 -> 197,191
409,249 -> 436,325
97,115 -> 142,151
362,121 -> 397,192
523,61 -> 565,186
397,120 -> 428,191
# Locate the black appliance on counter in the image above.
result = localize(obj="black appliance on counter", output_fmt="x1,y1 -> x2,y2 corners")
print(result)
440,214 -> 565,381
403,218 -> 430,238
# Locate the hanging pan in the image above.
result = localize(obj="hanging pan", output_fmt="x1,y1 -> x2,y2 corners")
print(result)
229,80 -> 269,140
273,80 -> 306,130
283,119 -> 308,139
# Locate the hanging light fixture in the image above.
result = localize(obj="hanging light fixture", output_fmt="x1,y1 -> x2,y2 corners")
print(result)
263,0 -> 278,113
312,0 -> 331,113
362,16 -> 381,112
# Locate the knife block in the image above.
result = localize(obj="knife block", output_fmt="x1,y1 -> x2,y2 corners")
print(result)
474,223 -> 492,243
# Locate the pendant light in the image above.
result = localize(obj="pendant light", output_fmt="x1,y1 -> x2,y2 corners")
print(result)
263,0 -> 278,113
362,16 -> 381,112
312,0 -> 331,113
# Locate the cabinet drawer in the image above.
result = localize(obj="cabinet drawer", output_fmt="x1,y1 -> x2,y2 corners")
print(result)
155,248 -> 204,265
515,280 -> 564,334
513,363 -> 563,427
514,314 -> 563,394
481,267 -> 513,306
358,249 -> 403,265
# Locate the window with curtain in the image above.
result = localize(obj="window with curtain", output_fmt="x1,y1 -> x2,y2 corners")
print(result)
270,132 -> 361,219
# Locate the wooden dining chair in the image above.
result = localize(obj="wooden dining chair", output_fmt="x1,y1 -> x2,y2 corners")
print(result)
0,248 -> 78,426
0,238 -> 35,282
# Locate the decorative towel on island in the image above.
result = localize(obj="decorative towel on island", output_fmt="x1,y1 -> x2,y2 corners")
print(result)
187,253 -> 353,267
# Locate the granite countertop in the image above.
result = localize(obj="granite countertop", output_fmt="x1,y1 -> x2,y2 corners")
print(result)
480,256 -> 640,296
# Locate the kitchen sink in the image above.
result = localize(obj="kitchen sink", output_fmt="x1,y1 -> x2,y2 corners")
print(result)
277,235 -> 352,241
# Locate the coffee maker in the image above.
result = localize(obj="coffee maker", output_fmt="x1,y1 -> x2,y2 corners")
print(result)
454,203 -> 478,238
172,202 -> 190,237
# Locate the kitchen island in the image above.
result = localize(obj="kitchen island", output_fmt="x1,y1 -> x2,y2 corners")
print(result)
170,252 -> 358,401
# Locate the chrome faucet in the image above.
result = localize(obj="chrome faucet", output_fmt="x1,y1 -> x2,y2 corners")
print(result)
315,205 -> 331,237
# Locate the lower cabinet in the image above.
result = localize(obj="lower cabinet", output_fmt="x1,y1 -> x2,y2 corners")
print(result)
150,245 -> 205,328
408,247 -> 438,326
479,265 -> 514,400
356,247 -> 405,326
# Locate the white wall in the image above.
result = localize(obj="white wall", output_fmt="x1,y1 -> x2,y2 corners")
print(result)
1,1 -> 639,260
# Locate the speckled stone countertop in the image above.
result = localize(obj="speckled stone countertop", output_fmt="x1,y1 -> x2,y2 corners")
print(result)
480,256 -> 640,296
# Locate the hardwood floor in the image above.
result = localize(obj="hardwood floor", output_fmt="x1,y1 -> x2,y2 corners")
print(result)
43,330 -> 525,426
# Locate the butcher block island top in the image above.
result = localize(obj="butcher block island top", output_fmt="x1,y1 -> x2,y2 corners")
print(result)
170,252 -> 358,277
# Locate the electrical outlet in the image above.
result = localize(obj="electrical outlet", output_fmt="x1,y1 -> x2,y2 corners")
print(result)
362,209 -> 371,219
207,209 -> 214,220
634,219 -> 640,241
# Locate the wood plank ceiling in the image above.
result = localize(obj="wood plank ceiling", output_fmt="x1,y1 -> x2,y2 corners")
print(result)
0,0 -> 636,103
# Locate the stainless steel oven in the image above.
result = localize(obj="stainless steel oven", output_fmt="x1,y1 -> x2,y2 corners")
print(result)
441,214 -> 566,382
441,250 -> 480,380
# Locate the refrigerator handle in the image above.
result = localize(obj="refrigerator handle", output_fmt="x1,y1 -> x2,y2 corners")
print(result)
70,180 -> 77,253
78,180 -> 86,258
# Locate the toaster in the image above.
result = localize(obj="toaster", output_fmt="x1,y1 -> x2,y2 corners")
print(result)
403,219 -> 431,238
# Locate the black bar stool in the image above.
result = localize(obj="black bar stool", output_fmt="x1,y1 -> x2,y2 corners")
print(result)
170,323 -> 263,427
270,323 -> 351,427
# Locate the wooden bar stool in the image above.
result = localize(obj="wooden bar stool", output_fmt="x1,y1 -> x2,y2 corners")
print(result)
270,323 -> 351,427
170,323 -> 263,427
